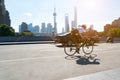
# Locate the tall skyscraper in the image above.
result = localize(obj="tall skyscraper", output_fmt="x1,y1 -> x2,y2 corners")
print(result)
41,23 -> 46,33
19,22 -> 28,33
0,0 -> 11,26
34,25 -> 40,33
71,20 -> 75,28
65,14 -> 69,32
28,23 -> 34,32
47,23 -> 53,34
53,8 -> 57,34
74,6 -> 77,28
62,27 -> 64,33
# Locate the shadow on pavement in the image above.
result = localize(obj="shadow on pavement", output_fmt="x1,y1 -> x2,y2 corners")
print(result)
65,56 -> 79,60
65,55 -> 100,65
56,44 -> 63,47
76,55 -> 100,65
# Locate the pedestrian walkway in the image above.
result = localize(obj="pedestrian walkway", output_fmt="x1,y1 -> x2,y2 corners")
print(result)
64,68 -> 120,80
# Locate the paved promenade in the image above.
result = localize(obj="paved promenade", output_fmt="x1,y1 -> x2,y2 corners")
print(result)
0,43 -> 120,80
65,68 -> 120,80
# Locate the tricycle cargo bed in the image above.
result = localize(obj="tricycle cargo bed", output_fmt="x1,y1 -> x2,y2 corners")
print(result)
55,32 -> 71,43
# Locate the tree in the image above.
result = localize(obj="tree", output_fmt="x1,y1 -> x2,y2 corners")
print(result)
107,28 -> 120,37
0,24 -> 15,36
104,24 -> 115,33
20,31 -> 34,36
98,32 -> 105,37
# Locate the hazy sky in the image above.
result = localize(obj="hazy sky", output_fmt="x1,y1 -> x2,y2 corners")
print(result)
5,0 -> 120,33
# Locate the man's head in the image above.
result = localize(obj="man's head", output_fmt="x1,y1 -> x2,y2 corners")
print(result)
81,24 -> 86,29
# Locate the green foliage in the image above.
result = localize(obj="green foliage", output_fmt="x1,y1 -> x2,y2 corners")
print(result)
15,32 -> 21,36
107,28 -> 120,37
98,32 -> 105,37
21,31 -> 34,36
0,24 -> 15,36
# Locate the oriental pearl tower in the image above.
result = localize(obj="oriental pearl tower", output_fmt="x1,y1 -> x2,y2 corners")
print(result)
53,8 -> 57,35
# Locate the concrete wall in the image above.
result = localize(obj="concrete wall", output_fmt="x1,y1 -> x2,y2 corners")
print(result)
0,36 -> 53,42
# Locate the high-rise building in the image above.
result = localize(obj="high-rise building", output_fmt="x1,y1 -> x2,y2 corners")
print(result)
0,0 -> 11,26
19,22 -> 28,33
65,14 -> 69,32
62,27 -> 64,33
41,23 -> 46,33
34,25 -> 39,33
71,20 -> 75,28
53,8 -> 57,34
28,23 -> 34,32
112,18 -> 120,28
47,23 -> 53,34
74,6 -> 77,28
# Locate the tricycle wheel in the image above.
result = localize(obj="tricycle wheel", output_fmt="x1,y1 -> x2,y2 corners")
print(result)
64,40 -> 76,56
82,42 -> 93,55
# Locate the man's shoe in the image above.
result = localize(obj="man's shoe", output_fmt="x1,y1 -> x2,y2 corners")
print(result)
70,47 -> 72,52
76,48 -> 80,53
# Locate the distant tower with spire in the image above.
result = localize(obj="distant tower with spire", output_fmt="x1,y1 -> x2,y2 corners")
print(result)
53,8 -> 57,35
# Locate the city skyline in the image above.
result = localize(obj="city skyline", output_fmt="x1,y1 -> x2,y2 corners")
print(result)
5,0 -> 120,33
19,22 -> 54,34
